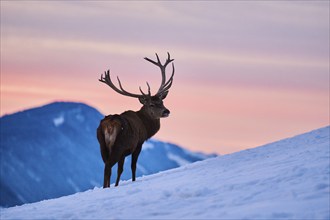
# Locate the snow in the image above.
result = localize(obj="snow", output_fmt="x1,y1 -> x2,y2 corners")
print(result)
53,115 -> 64,126
167,152 -> 190,166
141,141 -> 154,151
1,126 -> 329,219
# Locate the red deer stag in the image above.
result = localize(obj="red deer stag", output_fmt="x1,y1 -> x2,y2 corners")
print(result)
97,53 -> 175,188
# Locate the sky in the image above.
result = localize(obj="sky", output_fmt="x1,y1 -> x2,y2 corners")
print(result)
1,1 -> 329,154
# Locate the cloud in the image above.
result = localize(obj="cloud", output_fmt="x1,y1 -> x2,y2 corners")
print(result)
2,1 -> 328,68
1,1 -> 329,153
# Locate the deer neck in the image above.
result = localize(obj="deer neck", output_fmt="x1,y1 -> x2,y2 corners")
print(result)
137,107 -> 160,139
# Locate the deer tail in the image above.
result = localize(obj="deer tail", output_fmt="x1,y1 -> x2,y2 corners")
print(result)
98,115 -> 122,163
97,123 -> 108,163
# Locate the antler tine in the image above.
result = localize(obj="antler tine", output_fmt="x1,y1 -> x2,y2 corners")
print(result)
156,53 -> 161,64
99,70 -> 122,94
144,56 -> 158,66
99,69 -> 146,98
146,82 -> 151,95
164,52 -> 174,67
139,82 -> 151,96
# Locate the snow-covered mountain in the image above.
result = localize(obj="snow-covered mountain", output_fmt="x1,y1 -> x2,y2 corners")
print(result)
2,126 -> 329,219
0,102 -> 214,207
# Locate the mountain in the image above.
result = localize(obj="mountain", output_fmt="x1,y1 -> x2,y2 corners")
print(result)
2,126 -> 329,219
0,102 -> 213,207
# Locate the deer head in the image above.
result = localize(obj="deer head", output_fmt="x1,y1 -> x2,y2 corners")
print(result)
99,53 -> 175,119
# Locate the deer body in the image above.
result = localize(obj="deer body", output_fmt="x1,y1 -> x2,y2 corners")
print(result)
97,53 -> 174,188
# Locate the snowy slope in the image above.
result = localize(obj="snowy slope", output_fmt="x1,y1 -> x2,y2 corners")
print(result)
2,126 -> 329,219
0,102 -> 213,207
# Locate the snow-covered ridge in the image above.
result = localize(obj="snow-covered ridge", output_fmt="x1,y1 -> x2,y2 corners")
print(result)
2,126 -> 329,219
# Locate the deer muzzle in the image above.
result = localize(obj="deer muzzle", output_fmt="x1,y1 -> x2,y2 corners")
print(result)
162,109 -> 170,118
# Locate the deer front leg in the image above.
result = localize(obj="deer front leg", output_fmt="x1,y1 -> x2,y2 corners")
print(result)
131,144 -> 142,182
115,156 -> 125,187
103,162 -> 111,188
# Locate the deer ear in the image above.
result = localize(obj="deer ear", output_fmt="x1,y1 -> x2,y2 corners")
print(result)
159,91 -> 169,100
139,96 -> 148,105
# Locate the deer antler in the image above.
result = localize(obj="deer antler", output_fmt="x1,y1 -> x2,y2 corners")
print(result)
144,52 -> 175,96
99,53 -> 174,98
99,70 -> 150,98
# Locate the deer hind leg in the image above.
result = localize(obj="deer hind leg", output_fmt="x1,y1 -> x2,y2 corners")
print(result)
115,156 -> 125,187
103,162 -> 111,188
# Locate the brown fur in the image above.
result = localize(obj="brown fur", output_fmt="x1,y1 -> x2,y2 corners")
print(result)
97,96 -> 169,188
